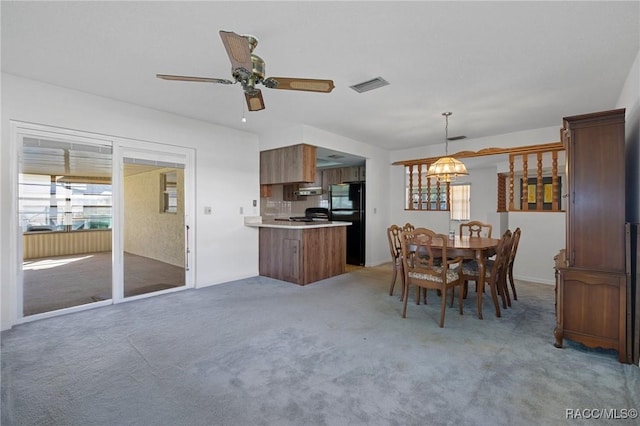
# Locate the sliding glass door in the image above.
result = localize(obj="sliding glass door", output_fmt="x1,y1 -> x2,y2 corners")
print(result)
14,122 -> 194,322
118,148 -> 191,300
19,136 -> 113,316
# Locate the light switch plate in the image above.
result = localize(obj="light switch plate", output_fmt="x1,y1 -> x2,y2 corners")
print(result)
204,206 -> 212,215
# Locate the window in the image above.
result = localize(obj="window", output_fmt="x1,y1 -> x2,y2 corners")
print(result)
161,171 -> 178,213
450,184 -> 470,220
19,174 -> 112,232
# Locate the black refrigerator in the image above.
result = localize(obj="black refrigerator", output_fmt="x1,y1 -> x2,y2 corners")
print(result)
329,183 -> 365,266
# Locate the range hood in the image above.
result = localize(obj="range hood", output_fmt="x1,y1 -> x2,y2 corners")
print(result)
294,187 -> 323,196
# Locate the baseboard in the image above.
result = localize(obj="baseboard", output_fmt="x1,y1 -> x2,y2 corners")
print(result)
514,274 -> 554,285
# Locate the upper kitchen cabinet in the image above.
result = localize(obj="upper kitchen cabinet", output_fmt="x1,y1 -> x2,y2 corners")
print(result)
341,166 -> 366,182
321,168 -> 343,193
341,166 -> 361,182
260,144 -> 317,185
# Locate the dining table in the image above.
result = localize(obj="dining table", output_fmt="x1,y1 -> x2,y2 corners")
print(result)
429,235 -> 501,320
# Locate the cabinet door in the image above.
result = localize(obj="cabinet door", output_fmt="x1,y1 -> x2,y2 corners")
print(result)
259,149 -> 279,184
358,166 -> 366,181
558,268 -> 627,361
322,168 -> 343,193
260,144 -> 317,184
341,166 -> 360,182
260,184 -> 272,198
565,111 -> 625,271
283,239 -> 301,282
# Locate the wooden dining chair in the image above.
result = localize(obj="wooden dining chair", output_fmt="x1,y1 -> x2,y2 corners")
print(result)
386,225 -> 404,298
459,229 -> 513,318
459,221 -> 492,238
402,223 -> 415,232
399,227 -> 465,327
505,227 -> 522,302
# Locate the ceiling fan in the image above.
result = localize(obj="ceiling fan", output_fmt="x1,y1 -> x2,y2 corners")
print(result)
156,30 -> 335,112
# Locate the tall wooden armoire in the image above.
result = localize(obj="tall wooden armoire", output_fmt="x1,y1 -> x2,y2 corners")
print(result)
554,108 -> 631,363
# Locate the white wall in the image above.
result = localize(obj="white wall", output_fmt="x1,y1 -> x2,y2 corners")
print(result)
1,74 -> 261,330
618,48 -> 640,223
390,125 -> 563,284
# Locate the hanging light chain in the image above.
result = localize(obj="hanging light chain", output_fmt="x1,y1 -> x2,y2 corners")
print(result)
443,111 -> 451,155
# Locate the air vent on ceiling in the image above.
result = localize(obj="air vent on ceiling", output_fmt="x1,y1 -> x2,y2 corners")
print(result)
349,77 -> 389,93
327,154 -> 345,159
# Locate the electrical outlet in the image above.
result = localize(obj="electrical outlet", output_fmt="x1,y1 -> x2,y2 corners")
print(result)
253,199 -> 257,207
239,207 -> 244,215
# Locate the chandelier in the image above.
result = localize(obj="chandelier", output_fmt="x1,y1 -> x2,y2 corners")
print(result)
426,112 -> 468,182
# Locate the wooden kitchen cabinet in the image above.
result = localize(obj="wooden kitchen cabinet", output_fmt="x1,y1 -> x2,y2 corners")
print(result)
259,226 -> 346,285
283,238 -> 301,282
299,169 -> 323,188
260,184 -> 273,198
554,108 -> 630,363
358,166 -> 366,181
282,184 -> 299,201
260,144 -> 317,185
341,166 -> 361,182
322,168 -> 343,193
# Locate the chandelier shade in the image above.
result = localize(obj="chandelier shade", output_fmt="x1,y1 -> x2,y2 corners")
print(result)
426,111 -> 468,182
427,157 -> 468,183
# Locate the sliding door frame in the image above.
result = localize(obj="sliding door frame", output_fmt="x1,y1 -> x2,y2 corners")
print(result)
10,121 -> 115,323
114,140 -> 195,302
9,121 -> 195,325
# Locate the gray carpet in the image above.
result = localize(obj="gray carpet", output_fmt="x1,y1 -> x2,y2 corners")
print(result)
23,252 -> 185,316
2,265 -> 639,425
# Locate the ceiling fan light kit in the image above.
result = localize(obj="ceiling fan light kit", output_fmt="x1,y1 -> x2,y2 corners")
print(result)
156,30 -> 335,112
426,112 -> 469,183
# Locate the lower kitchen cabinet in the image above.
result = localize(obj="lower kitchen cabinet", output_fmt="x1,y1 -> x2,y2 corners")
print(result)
258,225 -> 347,285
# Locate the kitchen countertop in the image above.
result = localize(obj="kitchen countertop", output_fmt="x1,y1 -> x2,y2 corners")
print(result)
245,220 -> 352,229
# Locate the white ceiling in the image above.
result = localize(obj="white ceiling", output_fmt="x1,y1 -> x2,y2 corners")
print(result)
2,1 -> 639,159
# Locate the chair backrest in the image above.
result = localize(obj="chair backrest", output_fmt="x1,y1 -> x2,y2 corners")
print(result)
387,225 -> 403,260
488,229 -> 513,282
459,221 -> 492,238
402,223 -> 415,232
399,227 -> 450,285
507,227 -> 522,268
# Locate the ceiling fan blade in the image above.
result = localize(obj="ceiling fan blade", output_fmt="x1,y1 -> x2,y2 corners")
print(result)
219,30 -> 252,74
156,74 -> 233,84
245,90 -> 265,111
266,77 -> 335,93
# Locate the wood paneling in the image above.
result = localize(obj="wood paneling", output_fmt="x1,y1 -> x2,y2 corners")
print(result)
23,230 -> 112,259
259,226 -> 346,285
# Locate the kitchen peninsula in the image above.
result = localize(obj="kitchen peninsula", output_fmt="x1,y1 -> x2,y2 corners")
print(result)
246,220 -> 351,285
